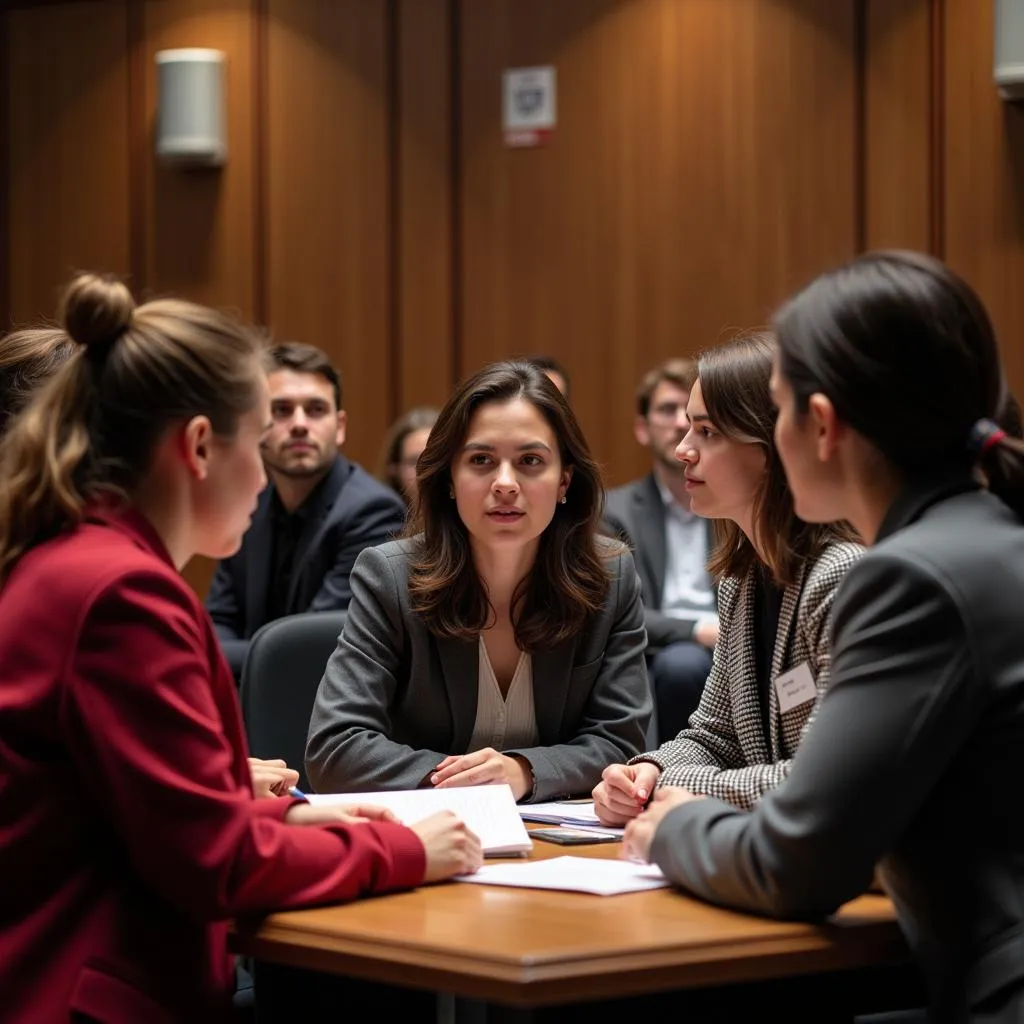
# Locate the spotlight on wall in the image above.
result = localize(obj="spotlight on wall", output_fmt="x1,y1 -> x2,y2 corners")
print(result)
155,49 -> 227,166
995,0 -> 1024,100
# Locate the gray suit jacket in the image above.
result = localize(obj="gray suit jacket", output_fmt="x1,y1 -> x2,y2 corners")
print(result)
305,539 -> 652,802
635,540 -> 863,809
603,473 -> 717,650
650,479 -> 1024,1021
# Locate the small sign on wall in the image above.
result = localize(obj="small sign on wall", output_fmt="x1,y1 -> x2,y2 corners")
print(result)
503,66 -> 556,148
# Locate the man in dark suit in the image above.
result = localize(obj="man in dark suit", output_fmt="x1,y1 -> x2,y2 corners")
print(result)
206,343 -> 405,679
604,359 -> 717,744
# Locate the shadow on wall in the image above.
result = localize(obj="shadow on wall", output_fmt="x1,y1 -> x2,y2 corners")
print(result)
1002,102 -> 1024,243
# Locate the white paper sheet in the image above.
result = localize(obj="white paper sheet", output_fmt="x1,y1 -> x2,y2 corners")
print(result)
562,824 -> 626,838
455,855 -> 669,896
305,784 -> 532,856
518,800 -> 603,826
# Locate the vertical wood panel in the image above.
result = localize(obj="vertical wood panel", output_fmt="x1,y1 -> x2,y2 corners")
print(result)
142,0 -> 256,313
127,0 -> 147,291
397,0 -> 454,411
251,0 -> 268,324
7,0 -> 131,323
142,0 -> 257,598
0,10 -> 9,331
863,0 -> 931,252
265,0 -> 390,472
460,0 -> 858,486
928,0 -> 945,257
944,0 -> 1024,399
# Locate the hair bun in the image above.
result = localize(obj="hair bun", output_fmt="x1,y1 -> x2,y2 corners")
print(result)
60,272 -> 135,351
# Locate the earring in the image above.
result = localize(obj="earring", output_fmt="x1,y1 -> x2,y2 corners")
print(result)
559,494 -> 567,504
449,487 -> 455,499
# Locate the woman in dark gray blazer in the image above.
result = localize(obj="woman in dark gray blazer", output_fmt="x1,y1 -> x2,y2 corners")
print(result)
306,361 -> 651,802
594,334 -> 861,821
625,251 -> 1024,1023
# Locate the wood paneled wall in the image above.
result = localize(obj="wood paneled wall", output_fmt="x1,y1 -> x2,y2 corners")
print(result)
945,0 -> 1024,391
7,1 -> 132,321
459,0 -> 859,481
4,0 -> 1024,587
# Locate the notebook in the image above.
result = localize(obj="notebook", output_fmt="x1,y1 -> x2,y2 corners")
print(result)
305,783 -> 533,856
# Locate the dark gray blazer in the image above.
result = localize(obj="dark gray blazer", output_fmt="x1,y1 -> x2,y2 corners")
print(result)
650,478 -> 1024,1022
206,455 -> 405,678
305,539 -> 652,802
603,473 -> 717,650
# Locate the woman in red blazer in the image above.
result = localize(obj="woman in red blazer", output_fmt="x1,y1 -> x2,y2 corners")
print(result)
0,273 -> 482,1024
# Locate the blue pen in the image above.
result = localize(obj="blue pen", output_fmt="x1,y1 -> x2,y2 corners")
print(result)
288,786 -> 309,801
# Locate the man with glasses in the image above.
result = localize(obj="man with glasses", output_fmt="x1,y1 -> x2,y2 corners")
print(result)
604,359 -> 717,745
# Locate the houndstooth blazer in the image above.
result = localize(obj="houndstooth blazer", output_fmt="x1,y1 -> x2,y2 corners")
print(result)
631,540 -> 863,810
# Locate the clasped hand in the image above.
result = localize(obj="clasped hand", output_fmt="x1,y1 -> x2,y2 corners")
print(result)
592,761 -> 663,825
248,757 -> 299,799
430,747 -> 532,800
621,787 -> 706,863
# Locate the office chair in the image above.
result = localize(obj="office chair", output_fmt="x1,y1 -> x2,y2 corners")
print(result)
239,610 -> 346,793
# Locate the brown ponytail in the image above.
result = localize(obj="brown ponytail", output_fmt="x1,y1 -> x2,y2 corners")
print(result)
0,272 -> 265,584
0,327 -> 76,435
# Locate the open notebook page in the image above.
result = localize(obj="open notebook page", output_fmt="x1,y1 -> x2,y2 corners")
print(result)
305,784 -> 532,856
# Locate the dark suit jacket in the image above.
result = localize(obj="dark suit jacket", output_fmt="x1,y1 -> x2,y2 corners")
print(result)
305,538 -> 652,802
206,454 -> 405,677
0,509 -> 426,1024
604,473 -> 717,650
649,478 -> 1024,1022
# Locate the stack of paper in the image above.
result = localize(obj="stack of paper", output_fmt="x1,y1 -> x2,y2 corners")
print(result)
455,856 -> 669,896
519,800 -> 605,827
305,784 -> 532,856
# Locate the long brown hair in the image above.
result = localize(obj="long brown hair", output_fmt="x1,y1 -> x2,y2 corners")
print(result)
0,327 -> 76,436
407,360 -> 616,650
0,272 -> 265,583
701,332 -> 857,585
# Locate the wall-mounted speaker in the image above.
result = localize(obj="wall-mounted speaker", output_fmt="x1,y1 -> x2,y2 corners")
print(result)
995,0 -> 1024,100
155,49 -> 227,166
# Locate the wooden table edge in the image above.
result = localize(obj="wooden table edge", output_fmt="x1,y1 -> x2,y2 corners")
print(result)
232,915 -> 910,1007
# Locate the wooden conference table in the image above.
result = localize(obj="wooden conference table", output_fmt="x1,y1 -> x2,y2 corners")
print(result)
231,828 -> 912,1015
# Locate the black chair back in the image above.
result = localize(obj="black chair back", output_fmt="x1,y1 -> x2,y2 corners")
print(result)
239,611 -> 346,792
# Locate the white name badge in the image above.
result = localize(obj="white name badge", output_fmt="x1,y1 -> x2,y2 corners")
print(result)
774,662 -> 817,714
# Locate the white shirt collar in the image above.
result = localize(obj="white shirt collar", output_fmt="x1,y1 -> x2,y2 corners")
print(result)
655,476 -> 696,523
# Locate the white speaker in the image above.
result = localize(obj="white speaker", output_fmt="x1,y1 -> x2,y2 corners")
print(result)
155,49 -> 227,166
995,0 -> 1024,100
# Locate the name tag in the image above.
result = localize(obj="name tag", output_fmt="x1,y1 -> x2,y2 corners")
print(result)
774,662 -> 817,714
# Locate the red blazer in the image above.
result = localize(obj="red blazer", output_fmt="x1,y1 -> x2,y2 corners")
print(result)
0,510 -> 426,1023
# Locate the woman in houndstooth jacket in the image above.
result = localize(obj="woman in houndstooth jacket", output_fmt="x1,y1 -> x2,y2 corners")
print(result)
594,331 -> 862,823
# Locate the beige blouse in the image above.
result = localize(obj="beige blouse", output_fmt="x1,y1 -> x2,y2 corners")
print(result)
467,636 -> 540,751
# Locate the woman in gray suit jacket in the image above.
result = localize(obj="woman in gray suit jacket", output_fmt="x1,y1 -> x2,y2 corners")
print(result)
594,333 -> 862,822
305,361 -> 651,802
626,252 -> 1024,1022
